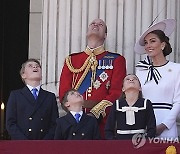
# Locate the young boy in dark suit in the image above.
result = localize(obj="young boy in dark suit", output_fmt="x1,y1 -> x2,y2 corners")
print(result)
6,59 -> 59,140
54,89 -> 101,140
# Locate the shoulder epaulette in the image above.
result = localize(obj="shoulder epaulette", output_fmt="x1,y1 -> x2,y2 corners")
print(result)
65,52 -> 83,59
108,52 -> 120,56
69,51 -> 84,57
103,52 -> 120,59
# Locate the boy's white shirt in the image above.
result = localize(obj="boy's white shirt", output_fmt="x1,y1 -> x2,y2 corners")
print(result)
27,84 -> 41,96
70,111 -> 83,121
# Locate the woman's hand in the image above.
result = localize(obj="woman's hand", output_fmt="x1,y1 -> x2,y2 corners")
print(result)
83,100 -> 99,108
156,123 -> 167,136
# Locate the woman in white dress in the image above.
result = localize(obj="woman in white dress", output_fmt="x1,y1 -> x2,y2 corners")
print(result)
134,19 -> 180,139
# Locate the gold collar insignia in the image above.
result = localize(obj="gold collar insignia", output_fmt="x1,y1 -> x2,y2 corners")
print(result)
85,46 -> 105,56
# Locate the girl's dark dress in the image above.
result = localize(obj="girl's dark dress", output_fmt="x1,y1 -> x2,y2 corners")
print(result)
105,98 -> 156,140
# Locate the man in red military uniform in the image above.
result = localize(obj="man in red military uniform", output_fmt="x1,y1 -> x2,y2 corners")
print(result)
59,18 -> 126,138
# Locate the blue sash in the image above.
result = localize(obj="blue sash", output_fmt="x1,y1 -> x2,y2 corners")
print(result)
78,52 -> 119,94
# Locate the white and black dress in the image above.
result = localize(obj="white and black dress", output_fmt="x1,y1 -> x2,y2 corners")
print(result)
105,98 -> 156,140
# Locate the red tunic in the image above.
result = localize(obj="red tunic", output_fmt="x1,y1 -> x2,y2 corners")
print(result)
59,51 -> 126,138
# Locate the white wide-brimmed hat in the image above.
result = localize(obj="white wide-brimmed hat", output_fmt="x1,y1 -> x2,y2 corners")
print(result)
134,19 -> 176,54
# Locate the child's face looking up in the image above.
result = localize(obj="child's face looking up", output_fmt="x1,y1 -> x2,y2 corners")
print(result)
122,74 -> 141,92
22,61 -> 42,81
67,91 -> 83,105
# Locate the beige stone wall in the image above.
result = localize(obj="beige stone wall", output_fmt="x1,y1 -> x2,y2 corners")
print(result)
29,0 -> 42,60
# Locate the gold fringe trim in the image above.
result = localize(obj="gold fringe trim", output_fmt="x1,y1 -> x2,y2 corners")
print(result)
65,53 -> 98,90
65,55 -> 91,73
90,100 -> 113,119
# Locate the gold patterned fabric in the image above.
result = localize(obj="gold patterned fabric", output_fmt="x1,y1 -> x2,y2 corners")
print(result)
90,100 -> 113,118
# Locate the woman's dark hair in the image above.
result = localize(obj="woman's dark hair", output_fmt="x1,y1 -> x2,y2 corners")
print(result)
150,30 -> 172,56
120,74 -> 143,99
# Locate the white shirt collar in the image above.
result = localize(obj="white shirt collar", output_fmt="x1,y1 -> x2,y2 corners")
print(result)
70,111 -> 83,118
87,44 -> 104,51
27,84 -> 41,93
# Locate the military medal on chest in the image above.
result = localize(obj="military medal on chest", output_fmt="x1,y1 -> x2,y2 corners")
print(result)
93,80 -> 101,89
97,59 -> 113,70
99,72 -> 108,82
106,81 -> 110,90
66,47 -> 117,100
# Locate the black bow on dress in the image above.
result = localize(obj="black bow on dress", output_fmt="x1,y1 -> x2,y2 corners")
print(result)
136,56 -> 162,85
